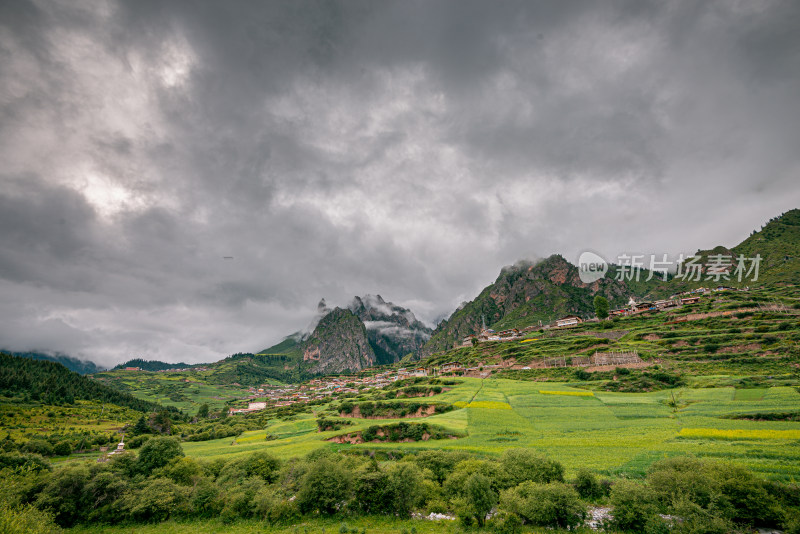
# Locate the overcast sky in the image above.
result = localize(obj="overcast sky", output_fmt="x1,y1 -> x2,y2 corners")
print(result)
1,0 -> 799,366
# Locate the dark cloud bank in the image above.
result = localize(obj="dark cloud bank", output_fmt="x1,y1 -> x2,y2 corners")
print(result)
1,0 -> 799,366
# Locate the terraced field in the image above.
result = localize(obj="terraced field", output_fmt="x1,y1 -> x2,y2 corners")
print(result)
182,377 -> 800,481
424,286 -> 800,379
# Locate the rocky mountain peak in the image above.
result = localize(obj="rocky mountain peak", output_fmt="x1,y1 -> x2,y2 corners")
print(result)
346,294 -> 433,364
302,307 -> 375,374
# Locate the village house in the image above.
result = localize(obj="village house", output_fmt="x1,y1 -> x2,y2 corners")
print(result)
478,329 -> 499,341
497,329 -> 520,338
555,315 -> 582,328
409,366 -> 428,377
632,301 -> 655,313
441,362 -> 463,373
654,299 -> 678,309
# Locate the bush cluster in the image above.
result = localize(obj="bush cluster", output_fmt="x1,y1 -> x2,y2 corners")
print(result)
3,442 -> 799,533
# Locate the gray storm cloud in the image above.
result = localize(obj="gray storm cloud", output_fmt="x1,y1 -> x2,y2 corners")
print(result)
1,0 -> 799,366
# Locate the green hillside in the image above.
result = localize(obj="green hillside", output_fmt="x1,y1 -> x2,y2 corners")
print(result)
0,352 -> 175,414
422,285 -> 800,377
421,255 -> 665,356
734,209 -> 800,285
421,210 -> 800,357
257,334 -> 302,357
91,369 -> 257,412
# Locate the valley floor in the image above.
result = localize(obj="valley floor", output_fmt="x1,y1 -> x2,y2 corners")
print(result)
182,377 -> 800,481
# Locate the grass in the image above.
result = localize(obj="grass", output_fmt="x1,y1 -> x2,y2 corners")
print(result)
177,378 -> 800,481
0,399 -> 140,441
91,371 -> 255,412
678,428 -> 800,440
734,388 -> 767,401
539,390 -> 595,397
453,400 -> 512,409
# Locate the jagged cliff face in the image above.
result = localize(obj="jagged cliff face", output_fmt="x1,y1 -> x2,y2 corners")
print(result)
419,255 -> 650,357
301,307 -> 375,374
348,295 -> 433,364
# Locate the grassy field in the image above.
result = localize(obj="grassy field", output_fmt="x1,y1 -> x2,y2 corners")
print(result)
0,399 -> 140,441
179,377 -> 800,481
91,371 -> 256,412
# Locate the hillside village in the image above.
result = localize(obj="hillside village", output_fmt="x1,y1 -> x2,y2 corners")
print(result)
459,285 -> 747,347
227,285 -> 764,415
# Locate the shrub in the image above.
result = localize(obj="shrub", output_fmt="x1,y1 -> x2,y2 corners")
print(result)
155,457 -> 204,486
487,509 -> 523,533
34,465 -> 91,527
411,450 -> 471,484
670,497 -> 734,534
120,477 -> 190,522
454,472 -> 497,527
190,479 -> 223,518
444,459 -> 506,502
573,469 -> 604,500
609,480 -> 658,532
53,442 -> 71,457
21,439 -> 54,457
500,481 -> 585,529
0,452 -> 51,473
574,368 -> 591,380
127,434 -> 149,449
83,470 -> 128,523
254,489 -> 298,524
296,458 -> 352,515
354,467 -> 391,514
385,462 -> 426,517
240,451 -> 281,483
500,449 -> 564,487
647,456 -> 783,527
218,477 -> 264,523
137,437 -> 184,475
0,502 -> 61,534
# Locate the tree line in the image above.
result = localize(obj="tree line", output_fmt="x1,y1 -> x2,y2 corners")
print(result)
1,441 -> 798,533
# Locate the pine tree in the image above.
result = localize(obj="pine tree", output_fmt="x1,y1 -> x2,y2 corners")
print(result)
133,416 -> 150,435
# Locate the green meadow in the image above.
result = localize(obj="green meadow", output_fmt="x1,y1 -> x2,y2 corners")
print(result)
0,399 -> 140,441
182,377 -> 800,481
92,370 -> 256,412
